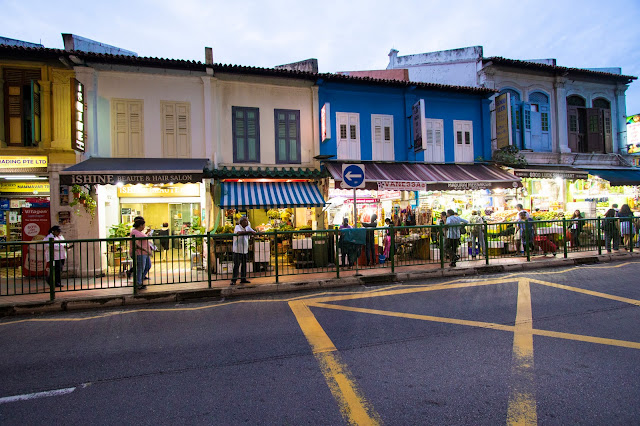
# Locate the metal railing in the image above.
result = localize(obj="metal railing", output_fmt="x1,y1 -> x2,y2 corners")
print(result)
1,217 -> 637,299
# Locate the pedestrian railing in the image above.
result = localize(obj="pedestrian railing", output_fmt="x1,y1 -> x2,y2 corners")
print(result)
1,218 -> 637,299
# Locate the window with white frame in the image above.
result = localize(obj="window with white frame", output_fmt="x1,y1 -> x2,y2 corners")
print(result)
112,99 -> 144,157
336,112 -> 360,160
453,120 -> 474,163
161,101 -> 191,158
371,114 -> 394,161
424,118 -> 444,163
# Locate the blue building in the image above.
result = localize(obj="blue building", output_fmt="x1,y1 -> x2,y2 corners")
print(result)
315,73 -> 521,226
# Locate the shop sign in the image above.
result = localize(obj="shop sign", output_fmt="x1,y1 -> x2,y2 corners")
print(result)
118,184 -> 200,198
344,198 -> 379,204
0,156 -> 47,169
412,99 -> 426,152
60,173 -> 202,185
378,181 -> 427,191
626,114 -> 640,154
427,181 -> 522,190
321,103 -> 331,142
514,170 -> 588,180
21,207 -> 50,277
0,182 -> 50,193
495,93 -> 512,149
71,79 -> 86,152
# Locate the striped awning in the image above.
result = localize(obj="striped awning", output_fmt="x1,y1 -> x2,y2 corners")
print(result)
325,161 -> 522,191
220,181 -> 326,209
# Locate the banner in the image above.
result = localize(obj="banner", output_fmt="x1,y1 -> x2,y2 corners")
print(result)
495,93 -> 512,149
21,208 -> 51,277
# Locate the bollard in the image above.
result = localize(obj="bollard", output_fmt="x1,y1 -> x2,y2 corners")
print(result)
274,230 -> 279,283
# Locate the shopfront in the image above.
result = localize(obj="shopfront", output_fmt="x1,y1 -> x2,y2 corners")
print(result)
59,157 -> 210,237
325,161 -> 522,226
571,168 -> 640,215
0,156 -> 50,244
511,166 -> 589,214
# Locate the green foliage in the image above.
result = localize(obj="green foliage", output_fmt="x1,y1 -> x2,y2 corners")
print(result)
492,145 -> 528,167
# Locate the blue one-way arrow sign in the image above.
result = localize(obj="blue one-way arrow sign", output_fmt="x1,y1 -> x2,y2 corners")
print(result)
341,163 -> 366,189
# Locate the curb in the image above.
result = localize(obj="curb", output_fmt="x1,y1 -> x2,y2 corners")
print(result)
1,252 -> 638,317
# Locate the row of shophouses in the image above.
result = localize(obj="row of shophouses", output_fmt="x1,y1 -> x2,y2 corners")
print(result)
0,34 -> 639,275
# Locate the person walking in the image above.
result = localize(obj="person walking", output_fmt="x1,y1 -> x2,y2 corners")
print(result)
570,210 -> 584,249
603,208 -> 620,253
445,209 -> 468,267
361,214 -> 378,266
231,216 -> 255,285
127,216 -> 152,280
45,225 -> 73,288
469,210 -> 485,259
131,219 -> 152,290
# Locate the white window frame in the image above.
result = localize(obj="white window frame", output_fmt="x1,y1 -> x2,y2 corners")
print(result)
424,118 -> 444,163
453,119 -> 474,163
336,112 -> 360,160
112,99 -> 144,158
371,114 -> 394,161
161,101 -> 191,158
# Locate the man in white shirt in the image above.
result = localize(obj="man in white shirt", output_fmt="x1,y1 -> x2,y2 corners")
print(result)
445,209 -> 468,267
231,216 -> 256,285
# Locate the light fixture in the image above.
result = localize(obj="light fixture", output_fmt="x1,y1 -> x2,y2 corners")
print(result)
0,175 -> 48,180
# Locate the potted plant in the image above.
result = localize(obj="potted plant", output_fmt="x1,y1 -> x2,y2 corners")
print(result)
186,218 -> 206,268
70,185 -> 97,218
108,222 -> 132,267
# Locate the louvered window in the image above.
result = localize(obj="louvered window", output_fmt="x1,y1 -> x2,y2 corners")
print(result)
161,101 -> 191,158
274,109 -> 300,164
112,99 -> 144,157
232,106 -> 260,163
3,68 -> 42,146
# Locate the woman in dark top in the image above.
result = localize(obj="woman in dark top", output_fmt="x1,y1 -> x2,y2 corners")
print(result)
570,210 -> 583,248
603,208 -> 620,252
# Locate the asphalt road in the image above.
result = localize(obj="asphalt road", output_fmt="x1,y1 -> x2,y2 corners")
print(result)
1,260 -> 639,425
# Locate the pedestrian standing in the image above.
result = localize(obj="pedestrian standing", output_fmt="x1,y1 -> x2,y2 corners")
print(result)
339,218 -> 352,267
469,210 -> 485,259
618,204 -> 634,249
517,211 -> 535,255
361,214 -> 378,266
131,219 -> 151,290
445,209 -> 468,267
127,216 -> 152,280
603,208 -> 620,253
45,225 -> 73,288
570,210 -> 583,249
231,216 -> 255,285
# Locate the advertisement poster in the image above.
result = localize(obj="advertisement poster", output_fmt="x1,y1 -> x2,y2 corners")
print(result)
495,93 -> 512,149
21,208 -> 51,277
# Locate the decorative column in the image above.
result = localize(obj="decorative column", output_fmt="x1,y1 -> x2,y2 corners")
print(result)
554,78 -> 570,153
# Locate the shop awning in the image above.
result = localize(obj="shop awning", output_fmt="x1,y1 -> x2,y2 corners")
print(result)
511,165 -> 589,180
59,157 -> 210,185
220,181 -> 325,209
583,168 -> 640,186
325,162 -> 522,191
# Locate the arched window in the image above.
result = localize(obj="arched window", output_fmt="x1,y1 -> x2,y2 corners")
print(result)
567,95 -> 586,107
529,91 -> 549,105
499,88 -> 521,102
592,98 -> 611,109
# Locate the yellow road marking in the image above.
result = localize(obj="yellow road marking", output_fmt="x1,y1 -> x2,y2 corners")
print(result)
507,279 -> 537,425
529,279 -> 640,306
289,301 -> 381,425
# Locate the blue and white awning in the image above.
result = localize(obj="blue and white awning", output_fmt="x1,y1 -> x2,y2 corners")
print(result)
220,181 -> 325,209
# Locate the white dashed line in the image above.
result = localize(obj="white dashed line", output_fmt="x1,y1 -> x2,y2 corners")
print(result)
0,387 -> 76,405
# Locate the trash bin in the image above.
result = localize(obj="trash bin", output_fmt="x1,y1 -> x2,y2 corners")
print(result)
312,235 -> 329,267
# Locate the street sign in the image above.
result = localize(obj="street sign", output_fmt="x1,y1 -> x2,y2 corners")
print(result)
341,163 -> 365,189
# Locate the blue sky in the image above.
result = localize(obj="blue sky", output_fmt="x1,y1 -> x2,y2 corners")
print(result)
2,0 -> 640,113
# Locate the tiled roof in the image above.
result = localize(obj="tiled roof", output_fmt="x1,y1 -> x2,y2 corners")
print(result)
0,43 -> 495,94
205,166 -> 327,179
484,56 -> 637,82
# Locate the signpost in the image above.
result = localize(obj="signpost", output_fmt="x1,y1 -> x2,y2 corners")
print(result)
341,164 -> 365,276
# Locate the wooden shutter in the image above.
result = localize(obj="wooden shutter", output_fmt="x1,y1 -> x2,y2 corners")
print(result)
586,107 -> 603,153
348,113 -> 360,160
7,85 -> 23,145
176,103 -> 190,158
382,115 -> 394,160
372,115 -> 383,161
162,102 -> 177,157
128,101 -> 144,157
540,104 -> 550,152
113,100 -> 129,157
567,106 -> 579,152
30,80 -> 41,145
521,103 -> 532,150
602,109 -> 612,153
336,113 -> 349,160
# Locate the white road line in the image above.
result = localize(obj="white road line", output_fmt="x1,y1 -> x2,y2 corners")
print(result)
0,387 -> 76,405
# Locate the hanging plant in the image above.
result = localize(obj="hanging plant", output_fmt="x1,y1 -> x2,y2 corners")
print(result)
69,186 -> 96,218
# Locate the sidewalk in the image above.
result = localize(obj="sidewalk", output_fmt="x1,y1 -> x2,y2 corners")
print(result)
1,250 -> 638,317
